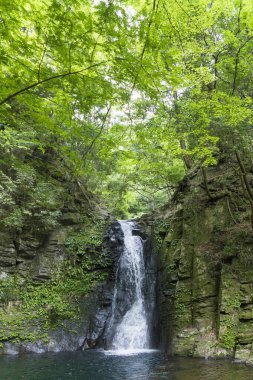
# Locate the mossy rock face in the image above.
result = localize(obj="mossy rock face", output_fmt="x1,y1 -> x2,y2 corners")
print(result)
145,162 -> 253,364
0,125 -> 119,354
0,233 -> 17,274
0,178 -> 120,354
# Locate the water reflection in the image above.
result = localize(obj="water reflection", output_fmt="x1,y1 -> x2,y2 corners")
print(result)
0,351 -> 253,380
105,351 -> 157,380
149,357 -> 253,380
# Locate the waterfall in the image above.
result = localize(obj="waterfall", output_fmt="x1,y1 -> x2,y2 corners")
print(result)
107,220 -> 150,351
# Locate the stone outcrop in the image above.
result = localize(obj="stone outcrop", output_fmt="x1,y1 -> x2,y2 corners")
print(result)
142,160 -> 253,364
0,191 -> 124,354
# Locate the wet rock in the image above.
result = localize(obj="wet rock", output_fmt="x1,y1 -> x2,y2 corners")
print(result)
0,233 -> 17,271
143,163 -> 253,364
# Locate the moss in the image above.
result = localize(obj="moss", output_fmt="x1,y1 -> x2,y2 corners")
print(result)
65,214 -> 113,273
152,219 -> 171,248
0,276 -> 21,305
218,274 -> 241,350
174,283 -> 192,327
65,215 -> 112,269
219,316 -> 238,350
0,212 -> 111,346
0,265 -> 108,345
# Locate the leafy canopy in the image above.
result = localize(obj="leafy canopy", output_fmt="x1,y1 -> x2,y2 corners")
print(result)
1,0 -> 253,217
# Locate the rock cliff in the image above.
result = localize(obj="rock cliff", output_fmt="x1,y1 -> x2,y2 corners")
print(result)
142,160 -> 253,364
0,149 -> 125,354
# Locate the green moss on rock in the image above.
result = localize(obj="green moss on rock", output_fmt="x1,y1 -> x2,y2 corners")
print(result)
150,163 -> 253,363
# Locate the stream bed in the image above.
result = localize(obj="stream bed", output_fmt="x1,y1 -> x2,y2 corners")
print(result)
1,350 -> 253,380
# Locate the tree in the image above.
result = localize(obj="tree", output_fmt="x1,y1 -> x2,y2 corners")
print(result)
1,0 -> 253,218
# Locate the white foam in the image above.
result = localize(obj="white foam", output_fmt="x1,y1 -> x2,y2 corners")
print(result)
104,349 -> 159,356
109,221 -> 150,351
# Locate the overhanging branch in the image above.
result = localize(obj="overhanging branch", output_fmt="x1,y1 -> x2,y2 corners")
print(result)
0,61 -> 106,106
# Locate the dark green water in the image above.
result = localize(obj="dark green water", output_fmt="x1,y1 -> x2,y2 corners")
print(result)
1,350 -> 253,380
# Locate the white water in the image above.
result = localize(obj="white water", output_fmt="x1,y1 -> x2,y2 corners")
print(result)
109,221 -> 149,352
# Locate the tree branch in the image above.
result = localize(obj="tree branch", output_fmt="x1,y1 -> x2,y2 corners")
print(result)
232,37 -> 253,95
131,0 -> 158,94
163,2 -> 185,54
235,150 -> 253,229
82,105 -> 112,162
226,196 -> 237,224
0,61 -> 106,106
201,167 -> 213,200
180,139 -> 192,170
235,151 -> 253,200
232,52 -> 240,95
38,40 -> 48,82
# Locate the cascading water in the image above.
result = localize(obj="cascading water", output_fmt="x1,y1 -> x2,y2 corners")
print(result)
107,220 -> 150,351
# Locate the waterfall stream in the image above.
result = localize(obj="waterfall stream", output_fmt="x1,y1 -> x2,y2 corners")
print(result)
108,220 -> 150,352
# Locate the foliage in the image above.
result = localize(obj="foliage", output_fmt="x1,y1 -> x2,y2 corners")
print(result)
0,157 -> 64,232
65,215 -> 112,269
1,0 -> 253,216
0,0 -> 253,351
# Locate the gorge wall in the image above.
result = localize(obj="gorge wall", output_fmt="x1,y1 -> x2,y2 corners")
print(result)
1,149 -> 253,364
0,149 -> 126,354
0,176 -> 156,355
141,159 -> 253,364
